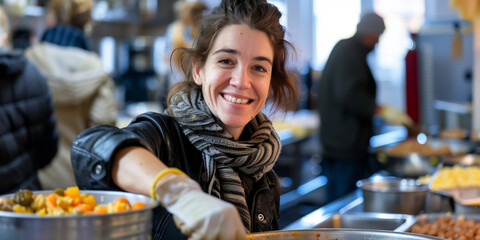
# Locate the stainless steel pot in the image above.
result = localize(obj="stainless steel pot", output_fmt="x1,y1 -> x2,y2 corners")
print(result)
357,177 -> 429,215
247,229 -> 443,240
0,190 -> 158,240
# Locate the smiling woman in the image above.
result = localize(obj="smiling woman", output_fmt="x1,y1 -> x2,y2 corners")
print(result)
70,0 -> 298,239
191,24 -> 273,139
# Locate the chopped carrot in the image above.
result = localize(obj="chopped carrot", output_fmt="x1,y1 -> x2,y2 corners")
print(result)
71,197 -> 82,207
113,197 -> 131,208
131,202 -> 146,210
93,205 -> 109,214
114,202 -> 130,212
74,204 -> 93,214
47,193 -> 57,207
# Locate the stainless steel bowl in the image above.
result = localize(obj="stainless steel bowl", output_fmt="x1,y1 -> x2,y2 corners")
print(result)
0,190 -> 158,240
247,229 -> 443,240
357,177 -> 429,215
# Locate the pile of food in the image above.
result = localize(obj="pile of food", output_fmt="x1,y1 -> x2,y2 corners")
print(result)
419,165 -> 480,191
0,186 -> 146,216
386,139 -> 451,156
439,128 -> 466,140
410,214 -> 480,239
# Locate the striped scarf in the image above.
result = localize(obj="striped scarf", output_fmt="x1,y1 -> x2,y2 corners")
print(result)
167,88 -> 281,232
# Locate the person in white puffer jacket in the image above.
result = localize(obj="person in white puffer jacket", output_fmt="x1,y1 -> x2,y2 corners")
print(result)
25,0 -> 117,190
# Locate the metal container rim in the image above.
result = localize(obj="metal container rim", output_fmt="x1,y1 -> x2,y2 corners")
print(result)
357,177 -> 429,193
248,228 -> 444,239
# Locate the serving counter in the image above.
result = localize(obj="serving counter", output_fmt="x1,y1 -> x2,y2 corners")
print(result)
283,189 -> 364,230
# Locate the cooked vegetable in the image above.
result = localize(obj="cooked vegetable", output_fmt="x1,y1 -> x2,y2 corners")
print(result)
0,186 -> 146,216
13,189 -> 33,206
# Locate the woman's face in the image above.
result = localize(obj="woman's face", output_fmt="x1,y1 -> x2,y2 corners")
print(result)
193,24 -> 273,140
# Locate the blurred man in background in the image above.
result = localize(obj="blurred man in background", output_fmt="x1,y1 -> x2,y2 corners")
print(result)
318,12 -> 413,203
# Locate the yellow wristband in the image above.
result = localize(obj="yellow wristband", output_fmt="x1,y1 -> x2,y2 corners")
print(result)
150,168 -> 185,199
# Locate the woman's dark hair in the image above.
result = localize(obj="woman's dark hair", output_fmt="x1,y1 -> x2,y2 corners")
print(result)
167,0 -> 298,113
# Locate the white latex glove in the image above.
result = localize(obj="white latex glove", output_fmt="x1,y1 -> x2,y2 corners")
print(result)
379,105 -> 414,127
154,173 -> 247,240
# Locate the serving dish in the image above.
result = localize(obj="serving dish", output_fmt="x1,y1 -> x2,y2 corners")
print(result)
0,190 -> 158,240
313,212 -> 415,231
402,213 -> 480,239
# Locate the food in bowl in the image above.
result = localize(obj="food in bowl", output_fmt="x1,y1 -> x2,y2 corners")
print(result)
386,139 -> 451,156
418,165 -> 480,191
0,186 -> 146,216
409,214 -> 480,239
439,128 -> 466,140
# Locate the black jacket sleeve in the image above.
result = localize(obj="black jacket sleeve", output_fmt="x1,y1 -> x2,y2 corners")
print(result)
70,112 -> 187,190
70,112 -> 190,240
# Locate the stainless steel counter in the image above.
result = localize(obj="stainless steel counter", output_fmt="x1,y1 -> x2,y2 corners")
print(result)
282,189 -> 364,230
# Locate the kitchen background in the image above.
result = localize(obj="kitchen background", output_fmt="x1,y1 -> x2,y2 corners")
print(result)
2,0 -> 475,228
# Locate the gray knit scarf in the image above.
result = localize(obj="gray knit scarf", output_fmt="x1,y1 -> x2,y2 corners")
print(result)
167,88 -> 281,232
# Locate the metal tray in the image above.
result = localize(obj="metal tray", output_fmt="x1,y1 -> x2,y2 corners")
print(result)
313,212 -> 416,232
401,213 -> 480,234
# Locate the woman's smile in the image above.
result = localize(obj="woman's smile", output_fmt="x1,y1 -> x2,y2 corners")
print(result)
222,93 -> 252,104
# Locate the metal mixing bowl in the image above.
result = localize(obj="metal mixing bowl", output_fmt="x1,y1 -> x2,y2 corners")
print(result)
357,177 -> 429,215
247,229 -> 443,240
0,190 -> 158,240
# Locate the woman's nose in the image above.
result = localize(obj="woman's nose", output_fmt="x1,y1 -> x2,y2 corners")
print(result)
230,67 -> 251,89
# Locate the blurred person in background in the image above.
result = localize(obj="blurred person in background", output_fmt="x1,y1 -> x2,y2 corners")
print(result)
12,27 -> 35,50
70,0 -> 297,239
25,0 -> 117,190
0,6 -> 58,194
318,12 -> 413,203
164,0 -> 208,86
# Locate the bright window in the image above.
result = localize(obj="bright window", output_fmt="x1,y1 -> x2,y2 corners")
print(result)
312,0 -> 361,70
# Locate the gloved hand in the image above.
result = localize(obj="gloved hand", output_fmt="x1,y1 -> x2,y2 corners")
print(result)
379,105 -> 414,127
154,172 -> 247,240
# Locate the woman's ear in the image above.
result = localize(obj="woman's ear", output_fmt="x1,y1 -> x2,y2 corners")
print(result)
192,60 -> 203,86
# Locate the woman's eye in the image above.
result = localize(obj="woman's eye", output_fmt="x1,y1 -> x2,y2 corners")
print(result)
253,65 -> 267,72
218,59 -> 232,65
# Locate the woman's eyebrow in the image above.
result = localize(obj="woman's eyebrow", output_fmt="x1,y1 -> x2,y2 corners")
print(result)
213,48 -> 273,65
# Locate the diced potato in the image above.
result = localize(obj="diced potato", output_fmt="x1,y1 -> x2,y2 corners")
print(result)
83,195 -> 97,208
36,208 -> 46,216
31,194 -> 46,210
64,186 -> 81,198
13,204 -> 33,213
57,196 -> 73,211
